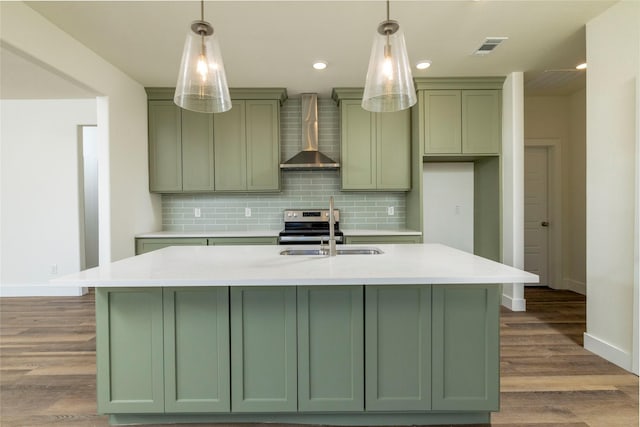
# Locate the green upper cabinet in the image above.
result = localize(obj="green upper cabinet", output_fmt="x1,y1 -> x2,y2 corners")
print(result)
148,100 -> 182,192
148,99 -> 215,192
421,90 -> 461,154
214,99 -> 281,192
182,109 -> 215,191
415,78 -> 504,156
146,88 -> 286,194
461,90 -> 502,155
332,89 -> 411,191
213,101 -> 246,191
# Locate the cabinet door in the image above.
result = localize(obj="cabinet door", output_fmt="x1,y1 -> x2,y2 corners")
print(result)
422,90 -> 461,154
164,287 -> 230,412
135,238 -> 208,255
230,287 -> 297,412
96,288 -> 164,413
297,286 -> 364,412
214,100 -> 247,191
246,100 -> 280,191
432,284 -> 500,411
365,286 -> 431,411
149,100 -> 182,192
462,90 -> 501,154
208,237 -> 278,245
181,110 -> 215,191
344,235 -> 422,245
341,100 -> 376,190
377,109 -> 411,190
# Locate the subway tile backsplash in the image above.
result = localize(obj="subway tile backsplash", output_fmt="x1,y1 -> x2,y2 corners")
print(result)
162,97 -> 407,232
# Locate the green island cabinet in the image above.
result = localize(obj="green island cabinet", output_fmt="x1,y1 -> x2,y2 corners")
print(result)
331,88 -> 411,191
96,284 -> 499,426
146,88 -> 287,194
96,287 -> 229,414
135,236 -> 277,255
415,78 -> 503,156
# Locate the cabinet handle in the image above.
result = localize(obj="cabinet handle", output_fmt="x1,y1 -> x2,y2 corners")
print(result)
541,221 -> 549,227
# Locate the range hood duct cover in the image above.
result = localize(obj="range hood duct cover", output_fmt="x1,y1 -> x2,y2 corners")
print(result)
280,93 -> 340,170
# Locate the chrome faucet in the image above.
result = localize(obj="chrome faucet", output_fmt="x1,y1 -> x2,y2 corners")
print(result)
328,196 -> 337,256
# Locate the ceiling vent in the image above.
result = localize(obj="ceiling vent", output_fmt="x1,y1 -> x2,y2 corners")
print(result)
473,37 -> 508,55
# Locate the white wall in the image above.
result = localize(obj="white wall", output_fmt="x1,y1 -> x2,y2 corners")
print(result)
0,100 -> 96,295
0,2 -> 161,295
502,72 -> 526,311
585,0 -> 639,372
423,163 -> 474,253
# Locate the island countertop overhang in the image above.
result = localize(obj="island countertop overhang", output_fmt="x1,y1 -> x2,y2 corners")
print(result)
54,243 -> 539,287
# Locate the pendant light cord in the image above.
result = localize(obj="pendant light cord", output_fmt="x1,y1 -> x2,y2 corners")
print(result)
386,0 -> 390,21
201,0 -> 204,22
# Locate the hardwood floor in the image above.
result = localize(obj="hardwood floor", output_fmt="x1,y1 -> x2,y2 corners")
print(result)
0,287 -> 637,427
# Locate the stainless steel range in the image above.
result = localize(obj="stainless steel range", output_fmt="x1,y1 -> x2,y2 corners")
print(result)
278,209 -> 344,245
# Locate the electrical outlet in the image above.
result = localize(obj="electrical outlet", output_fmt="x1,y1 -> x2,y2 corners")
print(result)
50,264 -> 58,275
245,207 -> 252,217
194,208 -> 201,218
387,206 -> 394,216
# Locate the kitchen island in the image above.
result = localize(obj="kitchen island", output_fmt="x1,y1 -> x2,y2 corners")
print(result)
57,244 -> 538,426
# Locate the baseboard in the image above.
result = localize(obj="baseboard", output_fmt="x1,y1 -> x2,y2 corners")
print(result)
0,285 -> 88,297
584,332 -> 633,372
563,278 -> 586,295
502,293 -> 526,311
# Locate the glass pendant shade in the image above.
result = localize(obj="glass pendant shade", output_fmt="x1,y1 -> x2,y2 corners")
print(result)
362,22 -> 417,113
174,21 -> 231,113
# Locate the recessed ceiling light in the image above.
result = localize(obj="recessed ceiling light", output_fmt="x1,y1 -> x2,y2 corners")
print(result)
576,63 -> 587,70
416,60 -> 432,70
313,61 -> 328,70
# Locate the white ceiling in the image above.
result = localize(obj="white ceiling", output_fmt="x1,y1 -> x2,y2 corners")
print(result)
3,1 -> 616,99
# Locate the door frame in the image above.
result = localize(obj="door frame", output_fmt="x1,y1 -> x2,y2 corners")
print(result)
524,139 -> 562,290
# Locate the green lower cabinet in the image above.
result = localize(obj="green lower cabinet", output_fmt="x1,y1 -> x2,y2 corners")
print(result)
163,288 -> 230,412
297,286 -> 364,412
96,288 -> 165,414
344,235 -> 422,245
208,237 -> 278,245
230,287 -> 298,412
432,284 -> 500,411
135,238 -> 208,255
365,286 -> 432,411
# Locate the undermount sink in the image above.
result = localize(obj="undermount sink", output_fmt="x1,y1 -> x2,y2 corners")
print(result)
280,247 -> 384,256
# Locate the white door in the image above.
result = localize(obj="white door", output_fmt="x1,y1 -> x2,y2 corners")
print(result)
524,146 -> 549,286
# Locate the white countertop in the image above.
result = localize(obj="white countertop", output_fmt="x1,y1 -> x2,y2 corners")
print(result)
54,244 -> 538,287
136,229 -> 422,238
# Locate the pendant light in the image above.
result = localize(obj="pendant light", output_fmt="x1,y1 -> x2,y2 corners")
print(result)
362,0 -> 416,113
174,0 -> 231,113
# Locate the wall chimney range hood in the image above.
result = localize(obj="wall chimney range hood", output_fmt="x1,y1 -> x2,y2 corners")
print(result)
280,93 -> 340,170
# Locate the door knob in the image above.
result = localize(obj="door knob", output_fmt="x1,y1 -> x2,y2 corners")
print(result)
541,221 -> 549,227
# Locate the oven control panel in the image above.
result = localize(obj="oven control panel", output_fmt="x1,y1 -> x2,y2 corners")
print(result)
283,209 -> 339,223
